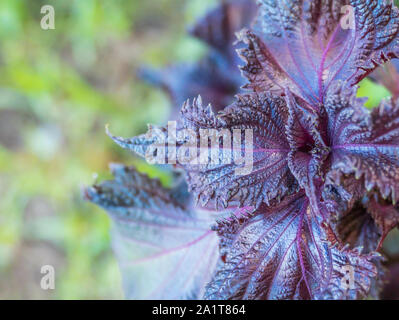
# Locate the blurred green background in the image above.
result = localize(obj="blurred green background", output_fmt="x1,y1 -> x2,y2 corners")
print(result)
0,0 -> 395,299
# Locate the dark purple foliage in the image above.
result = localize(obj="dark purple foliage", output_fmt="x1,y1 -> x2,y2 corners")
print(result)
382,262 -> 399,299
138,0 -> 257,117
85,164 -> 220,299
86,0 -> 399,300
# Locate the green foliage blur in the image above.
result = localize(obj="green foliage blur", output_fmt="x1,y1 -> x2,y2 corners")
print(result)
0,0 -> 218,299
0,0 -> 396,300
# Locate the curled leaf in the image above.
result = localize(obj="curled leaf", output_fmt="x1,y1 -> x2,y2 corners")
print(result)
367,194 -> 399,245
85,164 -> 219,299
285,89 -> 329,189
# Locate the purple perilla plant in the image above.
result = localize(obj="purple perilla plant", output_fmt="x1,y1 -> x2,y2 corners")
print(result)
85,0 -> 399,300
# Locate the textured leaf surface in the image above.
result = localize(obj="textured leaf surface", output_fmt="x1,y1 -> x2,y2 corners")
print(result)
367,194 -> 399,242
322,171 -> 381,252
90,0 -> 399,301
205,193 -> 379,300
182,94 -> 298,208
85,164 -> 219,299
325,82 -> 399,202
323,170 -> 365,214
323,173 -> 389,299
330,191 -> 389,299
285,90 -> 329,189
238,0 -> 399,105
109,94 -> 298,209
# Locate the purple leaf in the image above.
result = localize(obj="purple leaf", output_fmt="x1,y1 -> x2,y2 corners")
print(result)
322,171 -> 383,253
238,0 -> 399,105
138,0 -> 257,115
108,94 -> 299,209
323,173 -> 381,253
336,201 -> 381,252
335,199 -> 389,299
381,262 -> 399,299
205,193 -> 379,300
323,169 -> 389,298
285,89 -> 329,189
84,164 -> 219,299
323,170 -> 366,215
88,0 -> 399,300
189,0 -> 257,59
329,191 -> 389,299
182,94 -> 299,208
367,194 -> 399,245
325,81 -> 399,203
323,173 -> 390,298
138,56 -> 241,117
